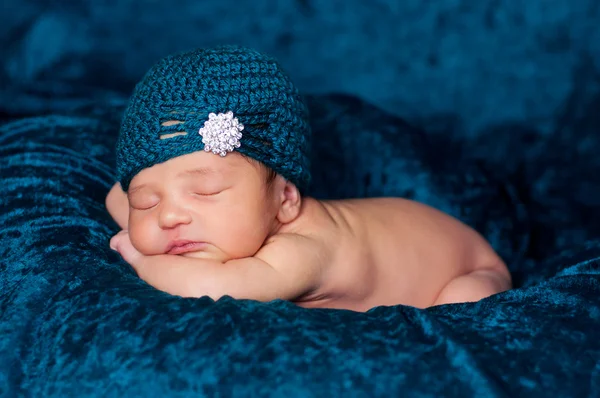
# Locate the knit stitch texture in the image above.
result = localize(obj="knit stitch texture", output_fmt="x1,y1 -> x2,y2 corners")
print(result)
116,45 -> 311,191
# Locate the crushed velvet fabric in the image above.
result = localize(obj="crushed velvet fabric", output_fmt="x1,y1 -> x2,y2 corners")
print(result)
2,0 -> 600,396
1,94 -> 599,397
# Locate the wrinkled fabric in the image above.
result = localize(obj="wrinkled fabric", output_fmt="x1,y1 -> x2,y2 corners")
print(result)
1,95 -> 599,397
2,0 -> 600,137
2,0 -> 600,396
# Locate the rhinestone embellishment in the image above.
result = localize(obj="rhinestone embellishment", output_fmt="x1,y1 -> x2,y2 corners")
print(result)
198,111 -> 244,157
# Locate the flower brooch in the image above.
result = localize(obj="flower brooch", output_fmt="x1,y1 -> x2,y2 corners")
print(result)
198,111 -> 244,157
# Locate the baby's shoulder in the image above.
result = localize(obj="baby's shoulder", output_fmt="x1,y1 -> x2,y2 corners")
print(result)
254,231 -> 331,279
260,230 -> 323,255
257,200 -> 338,264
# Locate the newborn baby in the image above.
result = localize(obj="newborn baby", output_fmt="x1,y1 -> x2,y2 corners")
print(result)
107,45 -> 511,312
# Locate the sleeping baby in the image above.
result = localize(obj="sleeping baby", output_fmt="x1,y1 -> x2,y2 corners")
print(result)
106,45 -> 512,311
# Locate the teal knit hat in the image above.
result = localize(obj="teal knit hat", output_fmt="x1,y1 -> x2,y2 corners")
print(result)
116,45 -> 311,192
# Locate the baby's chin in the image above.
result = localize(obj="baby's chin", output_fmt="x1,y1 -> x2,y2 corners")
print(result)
181,250 -> 229,263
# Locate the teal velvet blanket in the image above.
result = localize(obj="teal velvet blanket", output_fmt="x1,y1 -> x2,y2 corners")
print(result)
2,0 -> 600,396
1,93 -> 599,396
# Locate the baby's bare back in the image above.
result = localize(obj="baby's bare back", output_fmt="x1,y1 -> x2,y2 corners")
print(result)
287,197 -> 507,310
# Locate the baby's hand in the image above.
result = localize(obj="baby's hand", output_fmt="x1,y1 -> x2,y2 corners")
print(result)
109,230 -> 220,298
110,230 -> 144,266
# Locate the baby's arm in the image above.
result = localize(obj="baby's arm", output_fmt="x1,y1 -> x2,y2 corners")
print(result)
111,231 -> 325,302
106,182 -> 129,229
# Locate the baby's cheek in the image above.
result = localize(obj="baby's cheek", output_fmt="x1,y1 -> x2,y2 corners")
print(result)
128,216 -> 161,255
225,214 -> 270,257
209,195 -> 270,258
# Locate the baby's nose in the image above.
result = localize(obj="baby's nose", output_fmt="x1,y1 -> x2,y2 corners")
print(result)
158,202 -> 192,229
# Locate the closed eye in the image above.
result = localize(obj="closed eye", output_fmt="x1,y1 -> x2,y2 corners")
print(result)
128,196 -> 159,210
130,202 -> 159,211
193,190 -> 223,197
191,186 -> 230,197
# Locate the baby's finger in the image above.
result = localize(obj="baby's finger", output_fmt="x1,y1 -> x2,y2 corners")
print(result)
109,230 -> 128,251
109,235 -> 120,251
117,239 -> 143,266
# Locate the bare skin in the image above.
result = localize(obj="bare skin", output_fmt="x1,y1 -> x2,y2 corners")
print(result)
107,151 -> 511,312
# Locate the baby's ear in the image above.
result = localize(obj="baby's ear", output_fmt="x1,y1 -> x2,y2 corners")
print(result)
276,178 -> 302,224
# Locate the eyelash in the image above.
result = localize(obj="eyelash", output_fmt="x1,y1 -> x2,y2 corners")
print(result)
129,189 -> 224,209
131,203 -> 158,211
193,190 -> 222,197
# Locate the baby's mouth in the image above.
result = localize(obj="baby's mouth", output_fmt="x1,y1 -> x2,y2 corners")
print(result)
165,240 -> 208,255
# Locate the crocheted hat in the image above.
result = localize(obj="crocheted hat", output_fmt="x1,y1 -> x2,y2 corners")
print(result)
116,45 -> 311,192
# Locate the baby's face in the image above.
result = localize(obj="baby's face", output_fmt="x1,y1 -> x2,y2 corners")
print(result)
126,151 -> 282,262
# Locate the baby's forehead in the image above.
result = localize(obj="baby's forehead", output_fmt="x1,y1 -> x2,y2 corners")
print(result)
133,151 -> 261,183
174,151 -> 258,173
